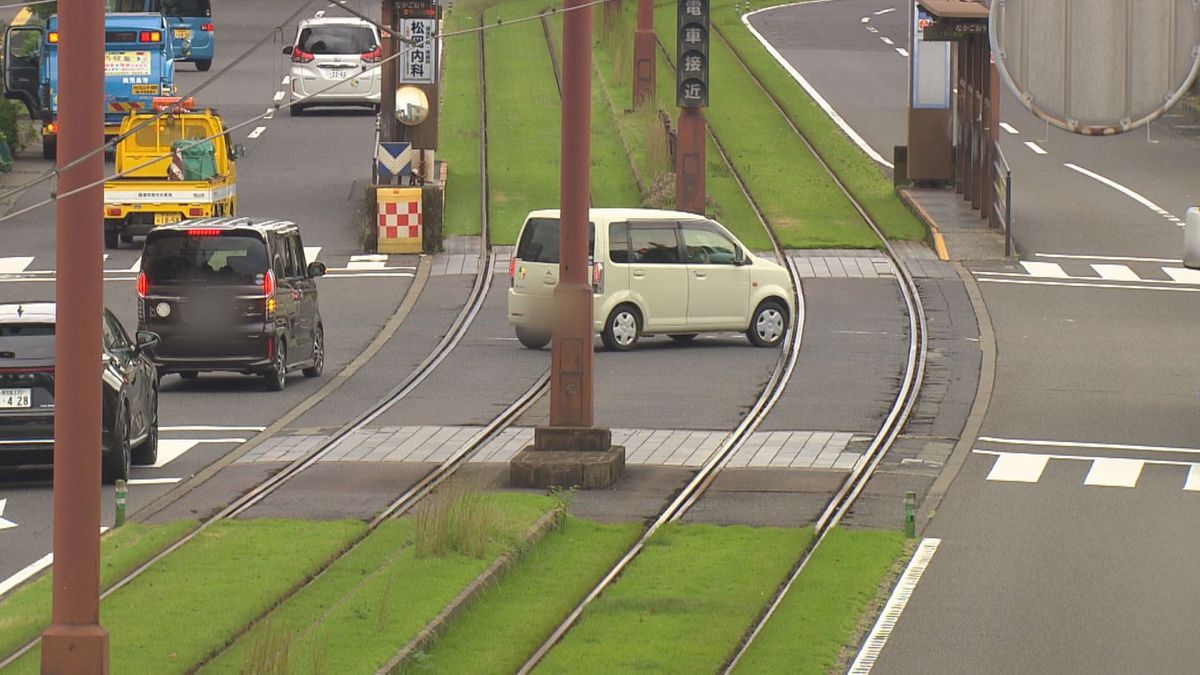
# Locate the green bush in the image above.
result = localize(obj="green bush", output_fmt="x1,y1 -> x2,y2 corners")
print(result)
0,98 -> 22,153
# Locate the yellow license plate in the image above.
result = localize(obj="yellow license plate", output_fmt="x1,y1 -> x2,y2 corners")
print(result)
154,213 -> 182,225
132,84 -> 159,95
173,28 -> 191,38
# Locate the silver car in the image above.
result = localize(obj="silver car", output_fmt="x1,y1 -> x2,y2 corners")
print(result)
283,16 -> 382,114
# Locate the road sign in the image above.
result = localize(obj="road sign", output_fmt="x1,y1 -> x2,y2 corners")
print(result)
677,0 -> 708,108
990,0 -> 1200,135
377,141 -> 413,179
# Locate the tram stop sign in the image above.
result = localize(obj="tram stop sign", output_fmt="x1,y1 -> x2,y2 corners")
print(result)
990,0 -> 1200,135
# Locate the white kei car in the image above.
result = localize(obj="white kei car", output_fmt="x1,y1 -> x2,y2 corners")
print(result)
283,16 -> 382,114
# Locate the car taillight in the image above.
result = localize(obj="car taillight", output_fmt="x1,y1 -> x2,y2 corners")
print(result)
201,23 -> 214,32
136,272 -> 148,298
592,261 -> 604,293
139,30 -> 162,43
188,207 -> 204,216
361,46 -> 382,63
291,47 -> 314,64
187,228 -> 221,236
262,270 -> 277,316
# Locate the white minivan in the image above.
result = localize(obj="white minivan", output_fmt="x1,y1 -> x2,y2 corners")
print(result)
507,208 -> 795,351
282,16 -> 382,114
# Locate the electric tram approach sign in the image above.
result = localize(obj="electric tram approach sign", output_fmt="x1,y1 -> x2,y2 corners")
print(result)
677,0 -> 709,108
393,0 -> 439,19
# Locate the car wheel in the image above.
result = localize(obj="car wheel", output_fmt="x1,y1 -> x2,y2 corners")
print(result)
264,338 -> 287,391
302,325 -> 324,378
42,136 -> 56,161
289,103 -> 305,117
103,406 -> 131,484
179,371 -> 198,380
196,59 -> 212,72
601,305 -> 641,352
104,227 -> 120,250
515,327 -> 551,350
132,389 -> 158,466
668,333 -> 698,343
746,300 -> 788,348
120,232 -> 134,244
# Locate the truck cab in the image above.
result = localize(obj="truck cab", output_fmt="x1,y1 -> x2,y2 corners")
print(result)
3,13 -> 178,160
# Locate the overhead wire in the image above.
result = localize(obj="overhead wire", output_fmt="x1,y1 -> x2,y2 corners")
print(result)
0,0 -> 611,226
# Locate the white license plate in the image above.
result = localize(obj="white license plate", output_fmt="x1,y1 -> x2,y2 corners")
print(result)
0,388 -> 31,409
326,68 -> 351,80
173,28 -> 191,39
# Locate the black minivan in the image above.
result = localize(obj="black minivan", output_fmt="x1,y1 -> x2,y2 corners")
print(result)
138,218 -> 325,391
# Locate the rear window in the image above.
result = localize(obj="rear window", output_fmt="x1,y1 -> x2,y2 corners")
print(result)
516,218 -> 595,264
296,25 -> 377,55
160,0 -> 211,16
144,232 -> 268,286
0,324 -> 55,360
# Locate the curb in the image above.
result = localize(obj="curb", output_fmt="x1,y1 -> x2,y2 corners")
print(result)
376,507 -> 565,673
897,188 -> 950,262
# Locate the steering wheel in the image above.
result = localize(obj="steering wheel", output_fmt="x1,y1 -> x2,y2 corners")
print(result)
696,247 -> 711,264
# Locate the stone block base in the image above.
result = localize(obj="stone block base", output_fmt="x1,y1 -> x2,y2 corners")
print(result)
510,445 -> 625,489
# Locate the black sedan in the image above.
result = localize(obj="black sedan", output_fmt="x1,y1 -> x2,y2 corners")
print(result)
0,302 -> 160,482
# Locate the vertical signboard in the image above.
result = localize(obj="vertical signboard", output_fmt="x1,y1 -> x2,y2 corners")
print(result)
399,18 -> 437,84
676,0 -> 708,108
912,3 -> 950,109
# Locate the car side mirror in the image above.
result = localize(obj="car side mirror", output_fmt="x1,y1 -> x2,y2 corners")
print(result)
282,45 -> 293,55
307,261 -> 326,278
232,143 -> 245,159
134,331 -> 160,353
734,249 -> 749,266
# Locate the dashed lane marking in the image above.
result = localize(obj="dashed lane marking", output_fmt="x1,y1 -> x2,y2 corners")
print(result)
1024,141 -> 1047,155
1018,261 -> 1069,278
151,438 -> 247,468
985,452 -> 1048,482
1035,252 -> 1178,264
873,7 -> 895,14
880,36 -> 893,45
247,126 -> 266,139
1090,264 -> 1141,282
0,257 -> 33,274
1000,122 -> 1019,134
1084,458 -> 1143,488
161,425 -> 266,433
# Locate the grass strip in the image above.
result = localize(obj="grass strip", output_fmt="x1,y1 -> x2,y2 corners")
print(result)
732,528 -> 908,673
0,519 -> 196,660
439,3 -> 486,237
712,0 -> 927,242
201,492 -> 556,674
536,523 -> 813,673
655,0 -> 877,250
2,519 -> 364,674
399,516 -> 642,673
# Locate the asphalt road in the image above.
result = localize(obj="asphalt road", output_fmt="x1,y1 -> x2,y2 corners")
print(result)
752,1 -> 1200,671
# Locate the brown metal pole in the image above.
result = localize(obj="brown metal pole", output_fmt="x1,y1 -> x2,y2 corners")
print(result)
632,0 -> 655,108
549,0 -> 593,428
381,0 -> 397,143
42,0 -> 109,670
674,107 -> 705,214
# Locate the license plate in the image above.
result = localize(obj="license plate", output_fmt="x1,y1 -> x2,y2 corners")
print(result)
326,68 -> 351,80
0,388 -> 31,409
154,213 -> 182,225
173,28 -> 191,39
132,84 -> 160,95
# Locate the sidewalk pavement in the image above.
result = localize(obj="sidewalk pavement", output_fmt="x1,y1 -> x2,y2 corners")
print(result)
899,187 -> 1010,262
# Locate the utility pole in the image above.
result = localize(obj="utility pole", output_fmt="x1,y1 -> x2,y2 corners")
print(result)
41,0 -> 108,670
632,0 -> 655,108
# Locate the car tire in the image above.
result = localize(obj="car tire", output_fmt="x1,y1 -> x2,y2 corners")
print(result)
120,232 -> 134,244
132,389 -> 158,466
42,136 -> 56,161
746,300 -> 788,348
302,325 -> 324,378
289,103 -> 305,117
103,406 -> 131,484
264,338 -> 287,391
196,59 -> 212,72
179,371 -> 198,380
515,327 -> 551,350
601,305 -> 641,352
104,227 -> 120,250
668,333 -> 698,343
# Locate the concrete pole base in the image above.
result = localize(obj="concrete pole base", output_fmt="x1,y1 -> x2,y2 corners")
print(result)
42,624 -> 109,675
510,426 -> 625,489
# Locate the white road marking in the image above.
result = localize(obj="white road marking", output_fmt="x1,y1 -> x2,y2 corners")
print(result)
1024,141 -> 1047,155
281,75 -> 290,86
264,107 -> 275,120
127,256 -> 142,272
866,26 -> 878,33
1185,466 -> 1200,491
977,277 -> 1200,293
743,11 -> 892,168
985,452 -> 1049,482
0,257 -> 33,274
0,527 -> 107,599
0,499 -> 15,531
247,126 -> 267,139
151,438 -> 247,468
1090,264 -> 1140,282
319,272 -> 416,279
873,7 -> 895,14
895,47 -> 909,57
1164,267 -> 1200,284
979,437 -> 1200,456
849,538 -> 941,674
304,246 -> 322,263
273,91 -> 286,103
860,16 -> 870,22
1084,458 -> 1144,488
161,425 -> 266,432
348,254 -> 388,270
1000,122 -> 1019,134
1064,162 -> 1181,226
1019,261 -> 1068,278
880,36 -> 893,45
1036,252 -> 1178,264
128,477 -> 181,485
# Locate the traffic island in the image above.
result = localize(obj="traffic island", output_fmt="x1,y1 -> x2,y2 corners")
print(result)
510,427 -> 625,489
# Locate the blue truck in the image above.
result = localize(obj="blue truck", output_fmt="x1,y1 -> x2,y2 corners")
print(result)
109,0 -> 215,72
3,13 -> 179,160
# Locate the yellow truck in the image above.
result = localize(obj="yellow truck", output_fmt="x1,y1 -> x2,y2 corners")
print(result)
103,99 -> 242,249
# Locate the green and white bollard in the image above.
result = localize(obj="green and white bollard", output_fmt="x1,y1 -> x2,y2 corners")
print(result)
903,491 -> 916,538
115,479 -> 127,528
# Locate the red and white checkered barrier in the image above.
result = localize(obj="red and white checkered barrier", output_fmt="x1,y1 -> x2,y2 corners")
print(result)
376,187 -> 423,253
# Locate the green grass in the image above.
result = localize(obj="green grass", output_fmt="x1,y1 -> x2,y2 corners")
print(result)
733,528 -> 909,673
712,0 -> 926,242
399,517 -> 642,673
535,523 -> 813,673
201,492 -> 557,674
439,5 -> 486,237
2,519 -> 364,674
0,520 -> 195,661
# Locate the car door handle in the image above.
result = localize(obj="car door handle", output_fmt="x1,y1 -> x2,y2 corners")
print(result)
632,270 -> 645,279
692,271 -> 707,279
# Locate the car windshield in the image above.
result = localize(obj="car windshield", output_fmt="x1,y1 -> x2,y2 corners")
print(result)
296,25 -> 376,55
0,324 -> 55,360
144,232 -> 268,286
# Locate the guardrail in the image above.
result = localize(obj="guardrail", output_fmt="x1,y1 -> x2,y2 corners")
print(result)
991,141 -> 1012,257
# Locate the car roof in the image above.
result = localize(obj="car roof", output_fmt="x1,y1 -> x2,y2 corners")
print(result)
147,217 -> 300,237
0,302 -> 57,324
298,16 -> 380,29
524,208 -> 711,221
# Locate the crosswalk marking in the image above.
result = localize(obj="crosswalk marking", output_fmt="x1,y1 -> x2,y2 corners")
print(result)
304,246 -> 321,263
0,253 -> 417,283
128,256 -> 141,272
1090,264 -> 1140,281
1164,267 -> 1200,284
1019,261 -> 1069,278
1084,458 -> 1144,487
348,254 -> 387,270
1185,466 -> 1200,492
0,257 -> 33,274
986,452 -> 1048,482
